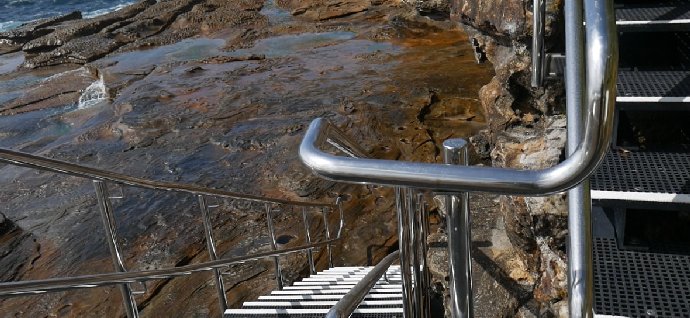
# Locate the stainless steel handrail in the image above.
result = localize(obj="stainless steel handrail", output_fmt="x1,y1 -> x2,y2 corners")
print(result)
0,239 -> 339,296
325,250 -> 400,318
299,0 -> 617,195
531,0 -> 546,87
0,147 -> 344,316
0,148 -> 334,208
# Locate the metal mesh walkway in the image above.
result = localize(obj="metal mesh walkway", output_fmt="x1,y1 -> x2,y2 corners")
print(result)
591,150 -> 690,195
616,1 -> 690,23
594,238 -> 690,318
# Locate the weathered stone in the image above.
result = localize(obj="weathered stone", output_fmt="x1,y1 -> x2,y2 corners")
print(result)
450,0 -> 563,41
283,0 -> 372,21
0,11 -> 82,44
0,67 -> 97,115
23,35 -> 123,68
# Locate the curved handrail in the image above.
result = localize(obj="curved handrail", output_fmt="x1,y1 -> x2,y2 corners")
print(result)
299,0 -> 617,195
326,250 -> 400,318
0,239 -> 339,296
0,148 -> 333,208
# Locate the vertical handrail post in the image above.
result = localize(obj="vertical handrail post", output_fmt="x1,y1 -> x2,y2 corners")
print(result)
442,139 -> 473,318
417,193 -> 431,318
93,180 -> 139,318
566,0 -> 594,315
407,189 -> 423,317
531,0 -> 546,87
302,207 -> 317,275
396,187 -> 415,318
198,195 -> 228,313
265,203 -> 283,289
322,207 -> 334,268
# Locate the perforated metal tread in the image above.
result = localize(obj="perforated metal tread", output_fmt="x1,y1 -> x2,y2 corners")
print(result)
224,309 -> 402,318
616,0 -> 690,25
617,70 -> 690,102
591,150 -> 690,203
594,237 -> 690,317
226,266 -> 403,317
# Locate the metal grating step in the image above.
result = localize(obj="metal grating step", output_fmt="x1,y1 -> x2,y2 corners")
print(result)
258,294 -> 402,301
616,0 -> 690,27
224,308 -> 404,318
617,70 -> 690,103
242,300 -> 403,309
591,150 -> 690,204
545,60 -> 690,104
594,237 -> 690,317
271,288 -> 401,295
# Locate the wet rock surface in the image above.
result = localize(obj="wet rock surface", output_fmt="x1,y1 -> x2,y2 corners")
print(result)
0,0 -> 494,317
0,0 -> 269,69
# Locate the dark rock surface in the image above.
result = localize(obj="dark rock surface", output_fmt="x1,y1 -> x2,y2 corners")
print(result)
0,0 -> 270,69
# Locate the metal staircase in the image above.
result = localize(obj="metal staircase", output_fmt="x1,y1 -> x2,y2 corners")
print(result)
224,265 -> 404,317
590,1 -> 690,317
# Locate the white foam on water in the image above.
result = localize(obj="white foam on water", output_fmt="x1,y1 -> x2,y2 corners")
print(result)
83,1 -> 135,19
0,21 -> 22,32
78,74 -> 108,109
0,1 -> 134,32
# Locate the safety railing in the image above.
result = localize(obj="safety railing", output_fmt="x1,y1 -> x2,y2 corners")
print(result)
300,0 -> 617,317
0,148 -> 345,318
531,0 -> 546,87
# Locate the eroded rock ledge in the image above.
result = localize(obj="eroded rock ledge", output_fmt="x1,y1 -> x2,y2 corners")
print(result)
0,0 -> 267,68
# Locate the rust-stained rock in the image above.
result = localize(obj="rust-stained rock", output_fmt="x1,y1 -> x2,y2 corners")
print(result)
282,0 -> 372,21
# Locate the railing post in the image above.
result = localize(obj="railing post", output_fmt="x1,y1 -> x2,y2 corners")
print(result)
396,187 -> 415,318
93,180 -> 139,318
265,203 -> 283,290
197,195 -> 228,313
302,207 -> 317,275
531,0 -> 546,87
416,193 -> 431,318
565,0 -> 594,316
442,139 -> 473,318
322,207 -> 334,268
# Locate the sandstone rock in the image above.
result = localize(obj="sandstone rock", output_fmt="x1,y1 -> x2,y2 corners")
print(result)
0,11 -> 82,45
23,34 -> 123,68
284,0 -> 372,21
22,1 -> 153,53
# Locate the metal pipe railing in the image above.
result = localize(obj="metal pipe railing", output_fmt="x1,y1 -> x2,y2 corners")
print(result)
325,250 -> 400,318
531,0 -> 546,87
265,204 -> 284,289
198,195 -> 229,313
0,239 -> 339,296
442,139 -> 473,318
0,148 -> 343,315
299,0 -> 617,196
0,148 -> 334,208
566,0 -> 597,316
300,1 -> 617,318
94,180 -> 139,318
